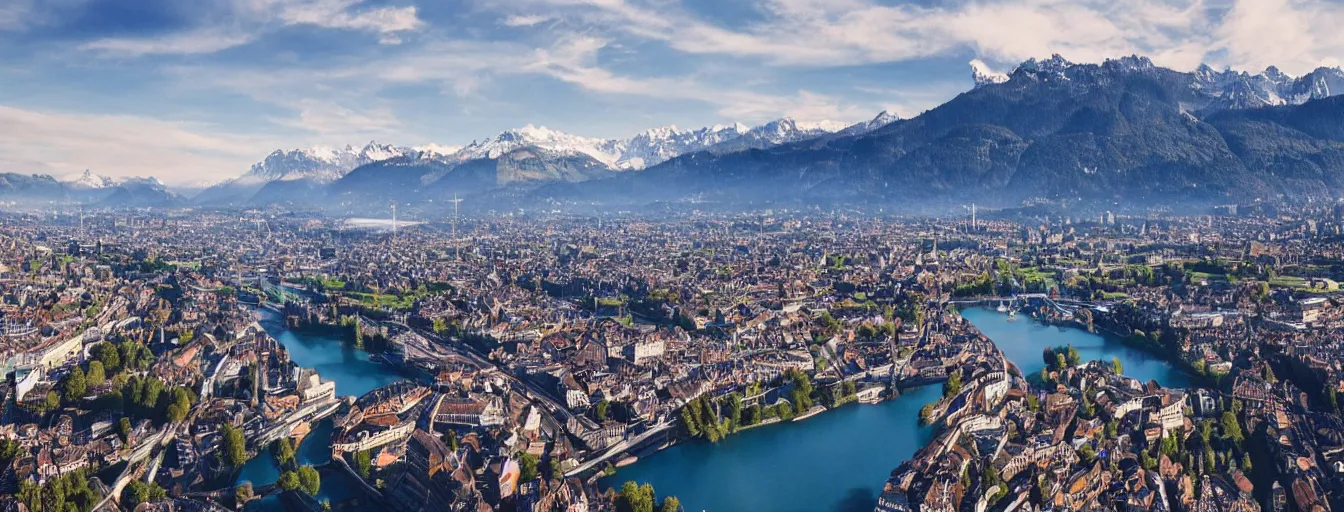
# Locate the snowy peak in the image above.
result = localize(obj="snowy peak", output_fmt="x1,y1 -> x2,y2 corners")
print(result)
245,141 -> 413,183
1191,63 -> 1344,109
838,110 -> 900,136
970,59 -> 1008,88
989,54 -> 1344,110
750,117 -> 845,144
453,124 -> 618,167
64,170 -> 119,190
611,123 -> 748,169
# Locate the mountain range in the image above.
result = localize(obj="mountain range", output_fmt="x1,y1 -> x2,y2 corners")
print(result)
7,55 -> 1344,212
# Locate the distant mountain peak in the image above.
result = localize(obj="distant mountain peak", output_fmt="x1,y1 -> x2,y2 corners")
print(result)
838,110 -> 900,136
64,169 -> 119,189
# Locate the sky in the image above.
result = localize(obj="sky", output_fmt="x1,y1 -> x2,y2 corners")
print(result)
3,0 -> 1344,185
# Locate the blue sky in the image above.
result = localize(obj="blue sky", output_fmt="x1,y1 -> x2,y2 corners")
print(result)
1,0 -> 1342,184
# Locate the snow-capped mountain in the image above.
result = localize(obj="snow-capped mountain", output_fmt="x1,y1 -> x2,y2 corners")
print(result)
450,125 -> 621,167
837,111 -> 900,136
64,170 -> 119,190
970,59 -> 1009,89
413,144 -> 463,158
195,141 -> 413,205
987,54 -> 1344,111
245,141 -> 413,183
439,117 -> 846,171
1193,63 -> 1344,109
702,117 -> 850,154
198,116 -> 857,205
604,124 -> 748,169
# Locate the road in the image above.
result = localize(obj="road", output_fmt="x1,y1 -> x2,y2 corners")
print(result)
415,328 -> 598,432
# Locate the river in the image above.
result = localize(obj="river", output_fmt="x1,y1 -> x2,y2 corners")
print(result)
601,307 -> 1191,512
232,308 -> 406,510
232,306 -> 1188,511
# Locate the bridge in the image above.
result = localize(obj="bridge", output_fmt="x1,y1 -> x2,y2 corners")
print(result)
260,279 -> 304,305
946,293 -> 1075,316
416,327 -> 598,433
563,422 -> 673,478
253,398 -> 343,447
93,427 -> 177,511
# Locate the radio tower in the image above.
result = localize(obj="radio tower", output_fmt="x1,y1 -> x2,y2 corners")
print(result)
449,194 -> 464,260
391,202 -> 398,239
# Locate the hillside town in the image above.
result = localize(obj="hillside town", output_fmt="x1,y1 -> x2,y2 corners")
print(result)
0,205 -> 1342,512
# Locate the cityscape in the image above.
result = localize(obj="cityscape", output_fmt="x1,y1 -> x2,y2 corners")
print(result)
1,207 -> 1343,512
6,0 -> 1344,511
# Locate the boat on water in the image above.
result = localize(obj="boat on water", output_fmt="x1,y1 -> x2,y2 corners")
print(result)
996,303 -> 1008,313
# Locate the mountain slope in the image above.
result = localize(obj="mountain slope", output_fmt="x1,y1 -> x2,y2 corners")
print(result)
539,55 -> 1344,209
194,142 -> 412,205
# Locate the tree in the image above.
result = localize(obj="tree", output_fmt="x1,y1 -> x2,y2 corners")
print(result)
61,367 -> 87,403
277,471 -> 301,492
1221,411 -> 1244,446
43,391 -> 60,412
17,469 -> 100,512
118,417 -> 132,443
596,400 -> 610,422
122,480 -> 166,509
617,481 -> 656,512
442,430 -> 459,452
86,361 -> 106,387
1241,453 -> 1253,473
943,370 -> 963,397
355,450 -> 372,479
518,453 -> 540,482
1112,357 -> 1124,375
219,424 -> 247,467
789,370 -> 815,415
92,342 -> 121,372
661,496 -> 682,512
1077,444 -> 1097,464
273,438 -> 296,468
297,465 -> 321,496
1160,432 -> 1181,459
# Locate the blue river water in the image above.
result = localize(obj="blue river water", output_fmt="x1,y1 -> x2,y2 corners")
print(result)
230,305 -> 1188,512
601,307 -> 1191,512
232,308 -> 406,508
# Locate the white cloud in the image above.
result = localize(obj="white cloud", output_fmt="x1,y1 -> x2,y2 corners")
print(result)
79,0 -> 426,56
497,0 -> 1344,75
527,36 -> 867,123
267,99 -> 404,138
275,0 -> 424,36
502,14 -> 552,27
0,0 -> 33,31
81,30 -> 257,56
0,105 -> 271,184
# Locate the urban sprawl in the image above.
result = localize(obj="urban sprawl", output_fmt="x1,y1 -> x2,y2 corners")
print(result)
0,206 -> 1343,512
